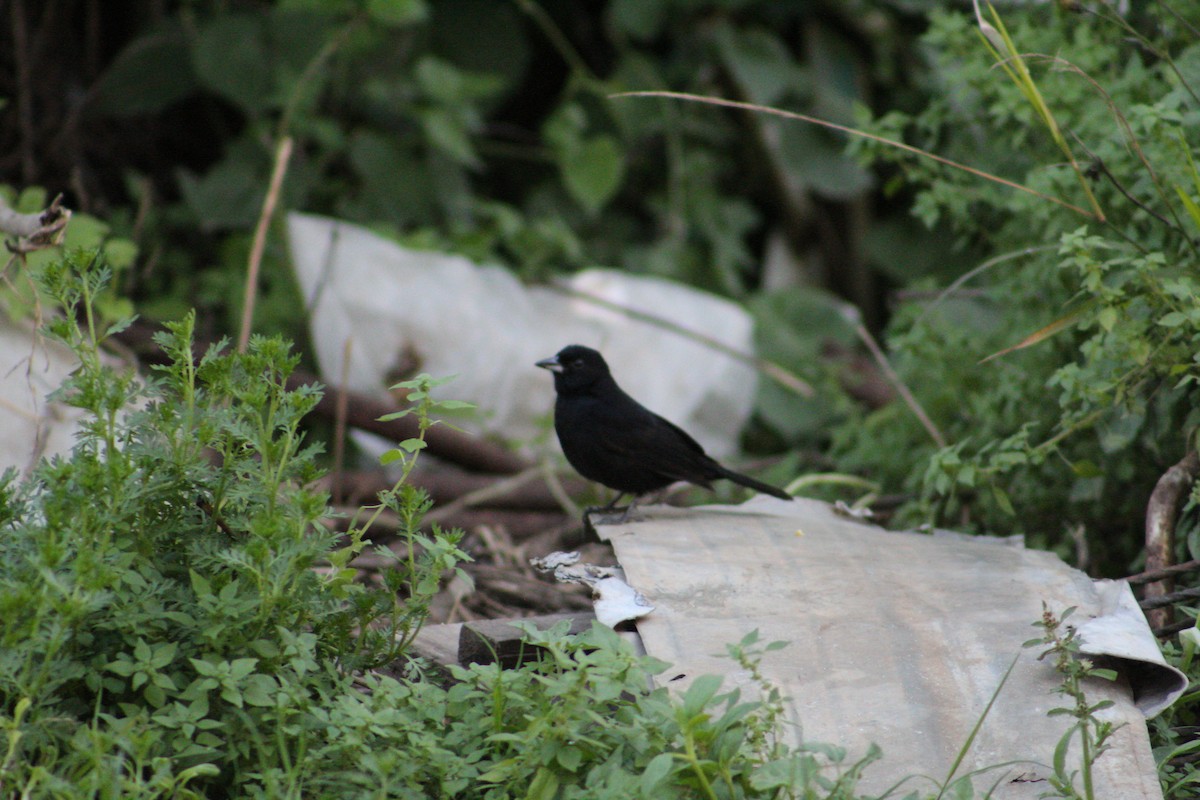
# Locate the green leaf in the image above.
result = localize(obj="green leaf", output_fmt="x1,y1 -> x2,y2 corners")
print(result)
749,756 -> 803,790
526,767 -> 560,800
561,135 -> 625,214
151,641 -> 179,669
1174,184 -> 1200,231
681,674 -> 723,718
414,58 -> 503,106
220,685 -> 243,708
107,658 -> 136,677
434,399 -> 475,411
144,683 -> 166,707
191,15 -> 273,113
228,658 -> 259,681
91,25 -> 198,116
609,0 -> 666,40
190,658 -> 220,678
242,674 -> 278,707
713,22 -> 804,107
991,484 -> 1015,516
366,0 -> 427,26
778,124 -> 874,202
102,238 -> 139,271
1052,724 -> 1076,776
177,143 -> 266,230
177,765 -> 221,782
1159,311 -> 1189,328
640,752 -> 676,793
555,744 -> 582,772
419,108 -> 480,167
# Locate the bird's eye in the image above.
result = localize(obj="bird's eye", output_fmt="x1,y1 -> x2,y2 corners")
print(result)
572,358 -> 584,368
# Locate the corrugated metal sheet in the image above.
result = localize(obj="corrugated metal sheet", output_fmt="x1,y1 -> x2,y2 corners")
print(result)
599,497 -> 1183,799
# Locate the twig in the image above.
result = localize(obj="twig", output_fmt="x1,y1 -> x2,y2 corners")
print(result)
1140,585 -> 1200,612
914,246 -> 1054,324
424,466 -> 546,525
1152,618 -> 1198,639
238,137 -> 293,353
11,0 -> 35,183
539,459 -> 582,518
1126,557 -> 1200,586
336,506 -> 566,546
322,468 -> 585,510
331,337 -> 353,505
612,90 -> 1100,220
851,315 -> 947,449
549,284 -> 815,398
514,0 -> 598,82
0,193 -> 70,251
1144,450 -> 1200,629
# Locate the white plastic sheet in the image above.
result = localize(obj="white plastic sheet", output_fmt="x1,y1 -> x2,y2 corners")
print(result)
287,212 -> 759,457
0,318 -> 85,474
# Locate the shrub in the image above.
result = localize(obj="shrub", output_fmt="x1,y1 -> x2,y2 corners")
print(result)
836,3 -> 1200,572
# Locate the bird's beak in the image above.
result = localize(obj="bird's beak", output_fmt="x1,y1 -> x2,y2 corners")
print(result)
536,355 -> 563,373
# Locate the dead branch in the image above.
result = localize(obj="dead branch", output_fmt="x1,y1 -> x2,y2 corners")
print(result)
1144,449 -> 1200,630
322,468 -> 584,510
333,505 -> 568,545
0,193 -> 70,252
111,318 -> 529,475
1126,557 -> 1200,586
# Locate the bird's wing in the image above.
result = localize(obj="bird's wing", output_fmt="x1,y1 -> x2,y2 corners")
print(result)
650,412 -> 706,455
593,406 -> 713,484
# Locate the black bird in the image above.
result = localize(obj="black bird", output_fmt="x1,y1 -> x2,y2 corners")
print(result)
536,344 -> 792,519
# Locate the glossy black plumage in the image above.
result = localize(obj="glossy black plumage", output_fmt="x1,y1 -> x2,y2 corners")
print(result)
536,345 -> 792,507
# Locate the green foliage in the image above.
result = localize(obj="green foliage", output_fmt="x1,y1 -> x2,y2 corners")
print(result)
835,3 -> 1200,569
1023,605 -> 1121,800
54,0 -> 916,344
1152,627 -> 1200,799
2,250 -> 902,798
0,248 -> 467,795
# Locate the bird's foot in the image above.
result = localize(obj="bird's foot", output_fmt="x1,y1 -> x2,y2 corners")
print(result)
583,497 -> 642,527
584,506 -> 637,526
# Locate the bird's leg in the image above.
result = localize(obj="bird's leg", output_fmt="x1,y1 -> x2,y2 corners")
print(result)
585,493 -> 646,526
583,492 -> 627,519
612,494 -> 641,523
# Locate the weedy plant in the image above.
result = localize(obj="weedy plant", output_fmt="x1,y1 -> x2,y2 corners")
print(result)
1024,604 -> 1122,800
1151,625 -> 1200,799
0,247 -> 472,795
832,0 -> 1200,573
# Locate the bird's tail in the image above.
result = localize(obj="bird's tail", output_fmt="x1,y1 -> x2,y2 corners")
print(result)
713,464 -> 792,501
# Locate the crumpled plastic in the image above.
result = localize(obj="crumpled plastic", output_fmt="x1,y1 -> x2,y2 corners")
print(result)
287,212 -> 759,458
